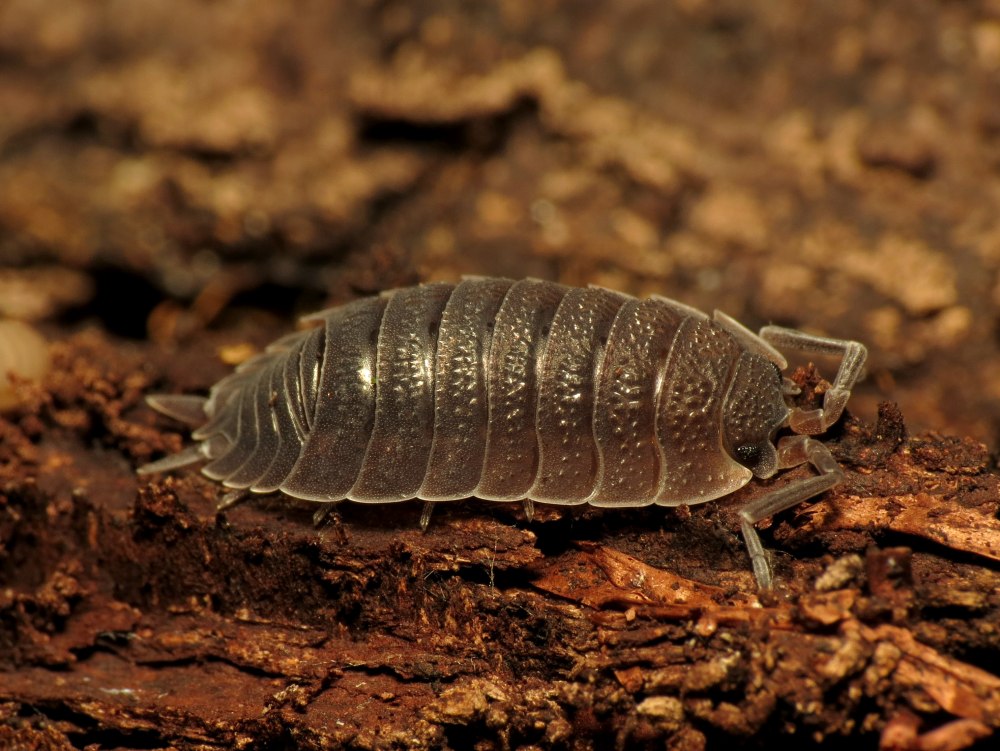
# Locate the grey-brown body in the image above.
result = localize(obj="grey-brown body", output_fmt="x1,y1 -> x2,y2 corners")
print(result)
140,277 -> 867,589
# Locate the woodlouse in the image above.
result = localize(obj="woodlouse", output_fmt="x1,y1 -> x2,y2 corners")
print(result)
139,277 -> 867,588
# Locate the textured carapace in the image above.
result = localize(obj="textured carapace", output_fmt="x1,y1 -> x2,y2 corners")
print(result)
140,277 -> 867,588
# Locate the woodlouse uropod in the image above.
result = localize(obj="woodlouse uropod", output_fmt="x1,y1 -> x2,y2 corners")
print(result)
139,277 -> 867,589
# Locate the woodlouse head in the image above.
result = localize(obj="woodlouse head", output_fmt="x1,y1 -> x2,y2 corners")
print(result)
722,352 -> 788,479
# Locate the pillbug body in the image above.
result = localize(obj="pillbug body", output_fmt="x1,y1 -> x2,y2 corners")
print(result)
140,278 -> 867,588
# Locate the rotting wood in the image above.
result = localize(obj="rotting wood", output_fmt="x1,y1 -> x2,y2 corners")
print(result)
0,339 -> 998,749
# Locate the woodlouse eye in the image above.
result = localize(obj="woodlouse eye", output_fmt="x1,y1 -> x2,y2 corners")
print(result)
735,444 -> 762,468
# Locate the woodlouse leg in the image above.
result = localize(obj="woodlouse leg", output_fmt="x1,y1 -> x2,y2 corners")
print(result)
758,326 -> 867,434
522,499 -> 535,522
420,501 -> 436,531
738,435 -> 843,589
312,502 -> 340,527
217,488 -> 250,512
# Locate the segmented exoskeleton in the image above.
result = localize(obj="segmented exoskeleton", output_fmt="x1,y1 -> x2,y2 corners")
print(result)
139,278 -> 867,588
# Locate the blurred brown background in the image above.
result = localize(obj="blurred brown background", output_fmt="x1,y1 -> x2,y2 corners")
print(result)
2,0 -> 1000,445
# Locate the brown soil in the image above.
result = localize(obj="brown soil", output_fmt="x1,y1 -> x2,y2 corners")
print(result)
1,2 -> 999,749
